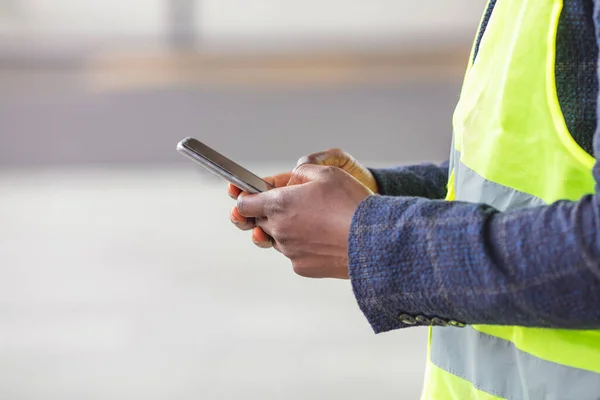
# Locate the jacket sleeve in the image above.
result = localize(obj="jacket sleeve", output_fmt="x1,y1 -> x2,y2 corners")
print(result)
347,3 -> 600,334
369,161 -> 449,199
349,193 -> 600,333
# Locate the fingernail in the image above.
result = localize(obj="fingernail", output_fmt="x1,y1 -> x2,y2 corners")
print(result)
253,239 -> 266,248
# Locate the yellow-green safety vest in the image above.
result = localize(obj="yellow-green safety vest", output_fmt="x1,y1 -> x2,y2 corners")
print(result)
421,0 -> 600,399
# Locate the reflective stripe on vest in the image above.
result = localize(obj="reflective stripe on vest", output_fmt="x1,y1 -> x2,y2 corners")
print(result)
421,0 -> 600,399
452,151 -> 545,211
428,158 -> 600,400
432,326 -> 600,400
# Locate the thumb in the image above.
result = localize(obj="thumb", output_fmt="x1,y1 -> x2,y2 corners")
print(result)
288,164 -> 334,186
296,148 -> 350,169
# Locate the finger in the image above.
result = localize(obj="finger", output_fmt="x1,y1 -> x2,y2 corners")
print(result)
237,192 -> 272,218
262,171 -> 293,189
288,164 -> 335,186
251,227 -> 273,249
296,148 -> 347,168
230,206 -> 256,231
228,183 -> 243,200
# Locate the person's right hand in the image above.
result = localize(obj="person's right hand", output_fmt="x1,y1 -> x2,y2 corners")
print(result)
228,148 -> 378,248
228,172 -> 292,248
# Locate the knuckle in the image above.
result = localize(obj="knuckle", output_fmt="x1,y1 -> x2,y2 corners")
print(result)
294,163 -> 314,176
297,149 -> 351,169
298,148 -> 339,166
297,155 -> 311,164
326,147 -> 344,156
320,165 -> 339,176
297,154 -> 319,166
269,190 -> 290,213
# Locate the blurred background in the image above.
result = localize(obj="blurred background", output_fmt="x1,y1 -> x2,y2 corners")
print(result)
0,1 -> 484,399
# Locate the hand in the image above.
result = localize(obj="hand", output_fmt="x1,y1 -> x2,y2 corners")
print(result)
236,164 -> 373,279
228,148 -> 377,248
228,172 -> 292,248
296,148 -> 378,194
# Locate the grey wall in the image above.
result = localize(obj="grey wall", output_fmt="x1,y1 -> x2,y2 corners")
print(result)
0,78 -> 458,167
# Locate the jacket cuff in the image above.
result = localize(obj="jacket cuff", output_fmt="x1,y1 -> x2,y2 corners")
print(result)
348,195 -> 469,333
348,195 -> 412,333
369,162 -> 449,199
369,168 -> 407,197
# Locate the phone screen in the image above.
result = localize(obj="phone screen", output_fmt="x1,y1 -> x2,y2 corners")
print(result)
180,138 -> 274,193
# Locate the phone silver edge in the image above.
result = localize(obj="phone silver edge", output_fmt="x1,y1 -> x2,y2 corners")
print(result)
176,140 -> 262,194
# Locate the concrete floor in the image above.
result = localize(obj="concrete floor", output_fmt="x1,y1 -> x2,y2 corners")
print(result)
0,167 -> 429,400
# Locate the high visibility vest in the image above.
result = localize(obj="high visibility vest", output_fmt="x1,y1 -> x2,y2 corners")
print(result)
421,0 -> 600,399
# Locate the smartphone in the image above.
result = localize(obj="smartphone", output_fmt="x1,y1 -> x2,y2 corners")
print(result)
177,137 -> 274,194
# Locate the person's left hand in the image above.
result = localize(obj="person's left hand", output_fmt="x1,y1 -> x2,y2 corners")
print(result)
236,164 -> 373,279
